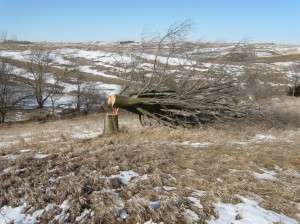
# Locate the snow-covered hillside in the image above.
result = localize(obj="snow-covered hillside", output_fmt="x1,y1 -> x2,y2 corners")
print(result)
1,42 -> 299,102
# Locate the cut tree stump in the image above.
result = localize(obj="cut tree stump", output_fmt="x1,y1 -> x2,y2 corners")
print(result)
103,113 -> 119,135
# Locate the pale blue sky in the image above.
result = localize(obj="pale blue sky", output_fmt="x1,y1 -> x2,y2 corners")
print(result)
0,0 -> 299,44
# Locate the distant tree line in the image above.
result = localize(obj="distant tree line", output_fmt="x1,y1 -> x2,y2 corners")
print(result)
0,29 -> 20,44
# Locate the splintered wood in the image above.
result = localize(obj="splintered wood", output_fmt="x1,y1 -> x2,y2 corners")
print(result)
108,94 -> 119,115
103,94 -> 119,135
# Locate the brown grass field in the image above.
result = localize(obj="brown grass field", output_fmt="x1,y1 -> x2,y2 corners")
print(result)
0,96 -> 299,223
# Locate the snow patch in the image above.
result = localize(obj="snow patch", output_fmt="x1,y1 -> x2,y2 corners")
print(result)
101,170 -> 139,185
0,50 -> 31,61
272,61 -> 298,67
1,50 -> 71,65
75,209 -> 91,222
250,167 -> 277,181
20,149 -> 32,153
115,171 -> 139,184
59,48 -> 132,65
0,154 -> 21,160
0,204 -> 27,224
140,174 -> 149,180
236,134 -> 278,145
0,167 -> 13,176
48,177 -> 62,183
208,196 -> 298,224
188,197 -> 203,209
119,209 -> 129,219
33,153 -> 48,159
252,134 -> 277,142
53,199 -> 70,222
0,141 -> 18,148
80,66 -> 118,79
0,197 -> 54,224
72,131 -> 99,140
148,200 -> 160,209
162,186 -> 176,191
255,51 -> 274,57
183,209 -> 200,222
144,219 -> 164,224
251,171 -> 277,181
142,53 -> 196,66
185,187 -> 206,197
217,178 -> 224,183
182,141 -> 210,148
291,173 -> 300,178
20,149 -> 31,153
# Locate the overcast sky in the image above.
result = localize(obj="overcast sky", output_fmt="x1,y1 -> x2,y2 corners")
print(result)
1,0 -> 299,44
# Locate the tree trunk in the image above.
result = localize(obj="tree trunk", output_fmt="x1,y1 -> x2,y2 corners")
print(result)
103,113 -> 119,135
0,113 -> 4,123
51,99 -> 55,118
37,102 -> 43,109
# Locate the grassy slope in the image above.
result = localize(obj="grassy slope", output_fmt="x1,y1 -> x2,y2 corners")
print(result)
0,98 -> 300,223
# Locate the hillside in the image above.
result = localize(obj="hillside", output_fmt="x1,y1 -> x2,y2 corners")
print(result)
0,42 -> 300,116
0,101 -> 300,223
0,41 -> 300,223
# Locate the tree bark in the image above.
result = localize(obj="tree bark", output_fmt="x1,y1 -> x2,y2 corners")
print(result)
103,113 -> 119,135
0,113 -> 5,123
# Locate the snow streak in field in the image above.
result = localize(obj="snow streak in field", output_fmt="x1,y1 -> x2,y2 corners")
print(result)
209,196 -> 298,224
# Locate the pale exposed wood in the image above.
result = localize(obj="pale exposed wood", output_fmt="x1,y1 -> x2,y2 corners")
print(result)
107,94 -> 116,107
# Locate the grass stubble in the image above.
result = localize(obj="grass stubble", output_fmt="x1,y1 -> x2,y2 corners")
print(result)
0,97 -> 299,223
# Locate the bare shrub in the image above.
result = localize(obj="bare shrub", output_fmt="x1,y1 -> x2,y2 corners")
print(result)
0,60 -> 31,123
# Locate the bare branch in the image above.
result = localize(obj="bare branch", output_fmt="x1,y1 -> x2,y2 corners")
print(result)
108,21 -> 258,128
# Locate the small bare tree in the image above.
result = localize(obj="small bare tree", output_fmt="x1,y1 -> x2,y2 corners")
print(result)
64,64 -> 106,114
24,48 -> 70,109
50,82 -> 64,118
66,69 -> 84,113
49,63 -> 78,117
287,62 -> 300,97
0,29 -> 8,43
81,83 -> 106,114
0,61 -> 31,123
72,81 -> 106,114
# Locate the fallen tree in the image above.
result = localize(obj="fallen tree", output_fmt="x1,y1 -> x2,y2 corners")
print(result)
107,20 -> 259,128
107,81 -> 249,128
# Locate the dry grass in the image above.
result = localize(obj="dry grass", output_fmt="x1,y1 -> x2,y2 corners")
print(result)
252,54 -> 300,64
0,101 -> 300,223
